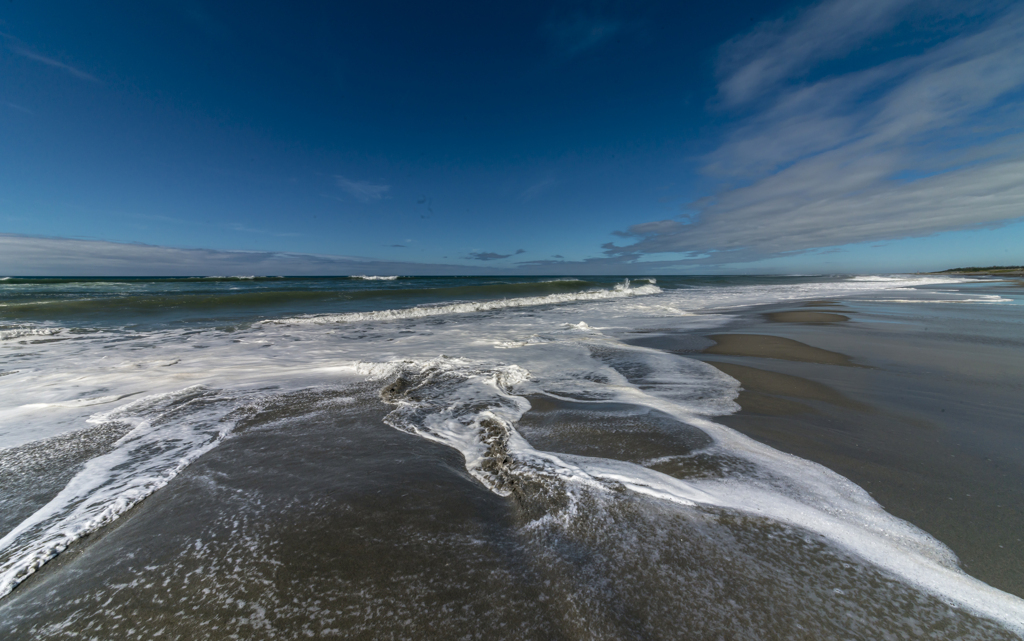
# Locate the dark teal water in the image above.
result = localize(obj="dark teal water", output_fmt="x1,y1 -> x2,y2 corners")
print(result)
0,274 -> 854,327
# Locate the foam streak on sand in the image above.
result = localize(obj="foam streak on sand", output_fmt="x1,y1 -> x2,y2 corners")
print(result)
370,340 -> 1024,633
0,386 -> 247,598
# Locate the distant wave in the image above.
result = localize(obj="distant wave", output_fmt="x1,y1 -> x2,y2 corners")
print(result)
270,280 -> 661,326
350,275 -> 400,281
848,275 -> 916,282
200,275 -> 286,281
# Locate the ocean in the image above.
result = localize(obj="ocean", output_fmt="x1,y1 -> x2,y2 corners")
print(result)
0,274 -> 1022,639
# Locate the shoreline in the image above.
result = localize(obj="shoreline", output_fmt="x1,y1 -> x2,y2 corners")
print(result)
665,293 -> 1024,598
2,275 -> 1022,638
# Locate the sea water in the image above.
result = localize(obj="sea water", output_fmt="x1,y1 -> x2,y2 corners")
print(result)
0,274 -> 1021,638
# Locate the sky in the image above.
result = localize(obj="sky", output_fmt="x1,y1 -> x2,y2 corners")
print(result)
1,0 -> 1022,275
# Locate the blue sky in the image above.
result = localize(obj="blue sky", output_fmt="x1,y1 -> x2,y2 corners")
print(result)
1,0 -> 1022,275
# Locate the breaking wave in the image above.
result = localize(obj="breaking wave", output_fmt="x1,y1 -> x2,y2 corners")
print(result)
269,280 -> 661,326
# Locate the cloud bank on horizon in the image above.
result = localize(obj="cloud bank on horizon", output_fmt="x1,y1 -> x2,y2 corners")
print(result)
2,234 -> 734,276
608,0 -> 1024,265
0,235 -> 488,277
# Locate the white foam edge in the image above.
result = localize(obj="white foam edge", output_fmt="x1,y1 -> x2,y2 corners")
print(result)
574,452 -> 1024,633
0,385 -> 236,599
550,386 -> 1024,633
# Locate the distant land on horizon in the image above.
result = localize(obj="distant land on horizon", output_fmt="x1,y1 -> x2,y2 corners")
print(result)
932,266 -> 1024,275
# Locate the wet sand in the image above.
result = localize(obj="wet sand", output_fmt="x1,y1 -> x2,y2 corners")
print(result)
703,334 -> 858,367
6,386 -> 1014,640
707,361 -> 871,414
764,311 -> 850,323
0,392 -> 548,640
679,292 -> 1024,598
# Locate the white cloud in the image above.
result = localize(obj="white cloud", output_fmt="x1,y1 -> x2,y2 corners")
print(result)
335,176 -> 391,202
610,1 -> 1024,264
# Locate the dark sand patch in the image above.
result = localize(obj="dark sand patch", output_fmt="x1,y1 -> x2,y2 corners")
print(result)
800,300 -> 845,308
518,396 -> 729,479
707,361 -> 871,414
704,333 -> 859,367
765,311 -> 850,323
619,332 -> 716,353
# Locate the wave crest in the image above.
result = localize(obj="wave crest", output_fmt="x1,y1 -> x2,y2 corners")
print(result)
269,281 -> 662,326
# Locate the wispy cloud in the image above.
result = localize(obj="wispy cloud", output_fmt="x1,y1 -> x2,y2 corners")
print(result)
544,8 -> 621,57
608,1 -> 1024,265
1,100 -> 32,114
715,0 -> 917,107
335,176 -> 391,202
6,41 -> 99,82
465,249 -> 526,261
521,177 -> 557,201
226,222 -> 303,237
